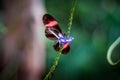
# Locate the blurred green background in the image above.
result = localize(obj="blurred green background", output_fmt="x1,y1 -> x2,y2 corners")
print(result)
0,0 -> 120,80
45,0 -> 120,80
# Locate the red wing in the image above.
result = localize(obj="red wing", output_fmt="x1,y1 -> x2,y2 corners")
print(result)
62,42 -> 70,54
43,14 -> 62,33
45,28 -> 59,40
53,42 -> 70,54
53,42 -> 60,51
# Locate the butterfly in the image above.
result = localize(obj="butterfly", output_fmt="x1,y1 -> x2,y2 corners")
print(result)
42,14 -> 74,54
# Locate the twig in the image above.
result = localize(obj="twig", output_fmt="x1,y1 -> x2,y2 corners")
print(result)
107,37 -> 120,65
67,0 -> 77,37
43,0 -> 77,79
44,47 -> 62,80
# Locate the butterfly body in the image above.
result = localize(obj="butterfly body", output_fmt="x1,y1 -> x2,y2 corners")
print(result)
43,14 -> 74,54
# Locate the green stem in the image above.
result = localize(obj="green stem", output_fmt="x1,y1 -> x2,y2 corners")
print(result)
107,37 -> 120,65
44,0 -> 77,79
44,48 -> 62,80
67,0 -> 77,37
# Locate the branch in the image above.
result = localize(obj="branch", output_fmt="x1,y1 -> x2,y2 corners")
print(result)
43,0 -> 77,79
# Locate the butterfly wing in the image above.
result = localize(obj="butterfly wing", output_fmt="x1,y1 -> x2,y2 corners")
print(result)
45,28 -> 59,40
62,42 -> 70,54
43,14 -> 62,40
53,42 -> 60,51
43,14 -> 62,33
53,42 -> 70,54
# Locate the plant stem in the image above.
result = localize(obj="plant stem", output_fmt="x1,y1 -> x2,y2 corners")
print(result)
67,0 -> 77,37
107,37 -> 120,65
44,0 -> 77,79
44,48 -> 63,80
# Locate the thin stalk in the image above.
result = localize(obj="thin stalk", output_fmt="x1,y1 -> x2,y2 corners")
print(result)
107,37 -> 120,65
67,0 -> 77,37
44,47 -> 63,80
44,0 -> 77,79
